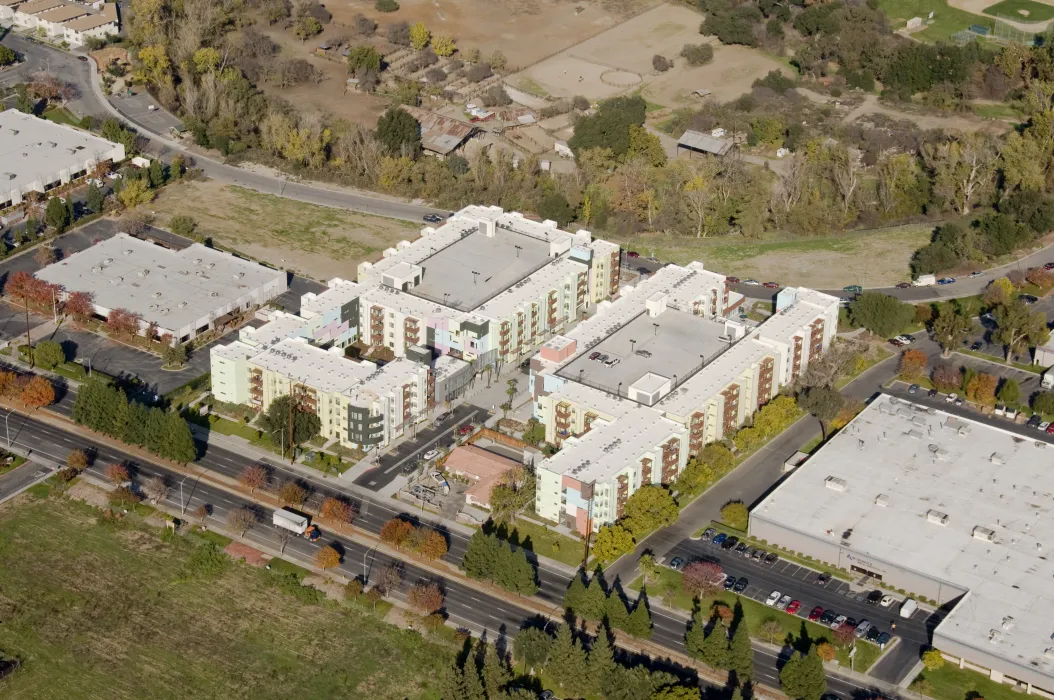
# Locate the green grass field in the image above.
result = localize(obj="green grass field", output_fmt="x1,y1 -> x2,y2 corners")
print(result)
983,0 -> 1054,21
504,519 -> 586,568
41,106 -> 80,126
628,568 -> 882,672
916,661 -> 1026,700
0,490 -> 450,699
877,0 -> 993,42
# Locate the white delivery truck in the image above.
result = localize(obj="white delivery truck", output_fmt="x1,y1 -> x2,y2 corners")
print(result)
1043,370 -> 1054,390
912,274 -> 937,287
900,597 -> 918,618
272,507 -> 309,534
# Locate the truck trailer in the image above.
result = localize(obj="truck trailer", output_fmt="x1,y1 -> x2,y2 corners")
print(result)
272,508 -> 309,534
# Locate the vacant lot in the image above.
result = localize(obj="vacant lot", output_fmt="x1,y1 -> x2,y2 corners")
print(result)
612,224 -> 934,288
514,4 -> 787,105
147,181 -> 419,281
0,490 -> 449,699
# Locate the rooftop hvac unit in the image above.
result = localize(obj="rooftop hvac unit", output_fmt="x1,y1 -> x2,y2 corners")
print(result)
1003,616 -> 1016,631
989,630 -> 1004,644
927,509 -> 949,526
991,453 -> 1007,465
137,269 -> 149,277
825,476 -> 847,492
109,277 -> 122,285
875,494 -> 890,507
973,526 -> 996,542
1045,648 -> 1054,660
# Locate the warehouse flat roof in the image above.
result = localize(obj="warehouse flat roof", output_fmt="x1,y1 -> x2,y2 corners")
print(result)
36,233 -> 284,333
0,110 -> 124,192
753,395 -> 1054,683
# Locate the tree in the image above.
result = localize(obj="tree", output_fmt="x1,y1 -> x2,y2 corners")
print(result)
67,449 -> 89,471
409,21 -> 430,49
931,306 -> 973,357
568,95 -> 647,158
380,518 -> 414,547
985,277 -> 1016,306
314,544 -> 341,571
652,686 -> 702,700
375,0 -> 399,11
169,215 -> 197,238
65,291 -> 94,324
104,463 -> 129,484
514,627 -> 552,672
932,363 -> 963,393
729,619 -> 753,681
162,342 -> 188,368
239,464 -> 267,493
376,562 -> 403,595
966,372 -> 998,405
759,618 -> 784,644
923,132 -> 998,214
849,293 -> 913,338
798,386 -> 844,440
898,349 -> 928,381
780,649 -> 827,700
586,628 -> 616,695
548,625 -> 589,696
0,45 -> 16,66
1033,392 -> 1054,415
85,182 -> 105,213
994,300 -> 1050,361
699,623 -> 729,669
262,394 -> 322,455
432,35 -> 455,57
407,580 -> 444,614
815,641 -> 836,663
622,485 -> 678,539
538,192 -> 574,227
106,308 -> 142,339
418,529 -> 449,560
141,475 -> 168,504
922,649 -> 945,671
563,573 -> 587,614
32,340 -> 65,370
278,481 -> 307,507
604,591 -> 630,631
590,522 -> 634,562
682,560 -> 724,599
996,378 -> 1022,408
377,107 -> 421,158
21,375 -> 55,408
147,160 -> 165,187
117,177 -> 155,208
626,596 -> 653,639
294,15 -> 323,40
45,196 -> 70,232
347,45 -> 382,73
320,497 -> 355,529
721,501 -> 748,530
833,622 -> 856,647
228,507 -> 258,537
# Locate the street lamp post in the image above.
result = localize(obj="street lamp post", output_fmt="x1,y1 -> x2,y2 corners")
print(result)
179,473 -> 192,514
362,544 -> 378,584
3,411 -> 10,448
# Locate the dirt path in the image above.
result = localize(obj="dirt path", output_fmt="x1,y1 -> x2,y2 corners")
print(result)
797,89 -> 1007,133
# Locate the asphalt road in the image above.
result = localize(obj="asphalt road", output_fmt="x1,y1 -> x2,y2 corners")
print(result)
0,459 -> 53,504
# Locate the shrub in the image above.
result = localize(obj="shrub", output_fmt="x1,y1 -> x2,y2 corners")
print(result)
721,501 -> 748,530
375,0 -> 399,11
922,649 -> 945,671
466,63 -> 492,83
752,69 -> 795,94
481,84 -> 512,107
680,43 -> 714,66
652,55 -> 672,72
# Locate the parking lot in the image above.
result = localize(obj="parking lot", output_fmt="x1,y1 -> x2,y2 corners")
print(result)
109,92 -> 184,135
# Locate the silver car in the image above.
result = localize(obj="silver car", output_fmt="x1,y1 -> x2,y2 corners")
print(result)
855,620 -> 871,638
776,594 -> 792,610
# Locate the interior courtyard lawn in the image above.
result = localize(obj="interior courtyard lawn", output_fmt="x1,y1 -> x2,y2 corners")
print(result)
629,568 -> 882,672
0,489 -> 451,700
916,661 -> 1028,700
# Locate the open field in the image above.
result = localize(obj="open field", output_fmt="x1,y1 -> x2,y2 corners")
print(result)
147,181 -> 419,281
878,0 -> 994,41
611,224 -> 934,288
983,0 -> 1054,20
513,4 -> 787,105
0,489 -> 449,699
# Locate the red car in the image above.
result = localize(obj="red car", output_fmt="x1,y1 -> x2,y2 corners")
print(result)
762,281 -> 780,289
786,600 -> 802,615
627,251 -> 640,258
726,276 -> 741,284
808,606 -> 824,621
457,424 -> 474,436
1045,262 -> 1054,271
895,282 -> 911,289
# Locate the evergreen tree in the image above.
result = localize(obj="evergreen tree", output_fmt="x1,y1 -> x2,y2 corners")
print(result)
700,625 -> 729,669
481,643 -> 512,699
164,412 -> 197,463
547,626 -> 589,697
148,159 -> 165,187
730,687 -> 744,700
581,572 -> 607,621
728,620 -> 754,682
66,196 -> 75,226
586,627 -> 616,695
45,196 -> 70,232
436,663 -> 464,700
460,655 -> 487,700
780,650 -> 827,700
507,545 -> 538,595
626,591 -> 653,639
513,627 -> 552,673
563,571 -> 587,614
462,530 -> 500,580
685,607 -> 709,658
604,591 -> 630,631
144,408 -> 168,454
86,182 -> 105,213
117,400 -> 149,446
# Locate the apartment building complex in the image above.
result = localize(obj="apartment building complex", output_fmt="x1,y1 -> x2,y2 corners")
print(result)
529,274 -> 839,534
1,0 -> 118,46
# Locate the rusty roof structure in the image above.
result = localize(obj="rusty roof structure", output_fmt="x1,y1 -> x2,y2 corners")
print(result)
401,106 -> 477,156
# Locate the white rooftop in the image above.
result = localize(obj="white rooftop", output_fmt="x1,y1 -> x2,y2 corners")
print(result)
360,284 -> 456,321
344,356 -> 426,406
475,256 -> 587,321
299,278 -> 365,319
239,311 -> 308,349
0,110 -> 124,193
754,395 -> 1054,683
248,337 -> 377,395
36,233 -> 284,334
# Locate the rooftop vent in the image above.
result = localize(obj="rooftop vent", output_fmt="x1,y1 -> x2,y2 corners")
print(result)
1003,616 -> 1016,631
177,301 -> 187,308
991,453 -> 1007,465
137,269 -> 148,277
973,526 -> 995,542
825,476 -> 847,492
153,291 -> 162,298
194,258 -> 202,265
109,277 -> 122,285
875,494 -> 890,507
989,630 -> 1004,644
104,258 -> 113,265
927,509 -> 949,526
123,249 -> 133,255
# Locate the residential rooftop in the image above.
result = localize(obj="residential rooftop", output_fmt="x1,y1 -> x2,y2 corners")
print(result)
344,356 -> 426,406
238,311 -> 308,349
474,256 -> 588,322
35,232 -> 284,334
299,278 -> 365,319
753,395 -> 1054,685
248,337 -> 377,395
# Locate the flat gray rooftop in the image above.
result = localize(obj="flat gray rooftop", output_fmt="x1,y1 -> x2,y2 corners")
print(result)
0,109 -> 123,191
558,308 -> 729,399
410,229 -> 553,311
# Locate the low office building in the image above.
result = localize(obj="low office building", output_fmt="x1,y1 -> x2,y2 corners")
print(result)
36,232 -> 286,342
750,395 -> 1054,697
443,445 -> 521,508
0,109 -> 125,208
531,278 -> 838,533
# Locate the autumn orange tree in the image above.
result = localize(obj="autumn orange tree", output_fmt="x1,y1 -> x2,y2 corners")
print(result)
898,349 -> 927,380
238,464 -> 268,493
20,375 -> 55,409
416,529 -> 449,560
67,449 -> 89,470
380,518 -> 414,548
106,308 -> 142,340
64,290 -> 95,325
104,463 -> 130,484
279,481 -> 307,507
320,497 -> 356,530
967,372 -> 998,405
407,581 -> 444,615
314,545 -> 342,571
815,641 -> 836,663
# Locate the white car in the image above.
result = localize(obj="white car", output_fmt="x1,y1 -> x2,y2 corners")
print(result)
945,393 -> 957,403
880,595 -> 896,608
832,614 -> 848,629
776,594 -> 792,610
765,590 -> 782,606
1041,422 -> 1051,431
896,335 -> 914,345
743,279 -> 761,286
1007,407 -> 1018,420
422,449 -> 440,461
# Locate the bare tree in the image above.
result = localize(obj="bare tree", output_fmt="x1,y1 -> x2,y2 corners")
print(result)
227,506 -> 258,537
923,132 -> 998,215
276,528 -> 293,554
798,338 -> 867,389
142,475 -> 169,505
830,146 -> 860,216
773,154 -> 811,214
376,563 -> 404,596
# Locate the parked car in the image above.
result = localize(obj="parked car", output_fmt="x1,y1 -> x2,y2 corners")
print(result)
604,358 -> 620,367
969,270 -> 983,277
766,590 -> 782,606
1047,423 -> 1054,435
764,552 -> 779,565
743,546 -> 756,559
733,577 -> 749,593
880,595 -> 896,608
423,449 -> 440,461
1007,407 -> 1018,420
1020,294 -> 1039,305
888,338 -> 905,347
832,614 -> 848,629
734,541 -> 748,555
627,251 -> 640,258
597,354 -> 609,363
908,384 -> 920,394
423,213 -> 443,223
928,388 -> 938,398
895,282 -> 912,289
955,396 -> 964,406
896,335 -> 914,345
843,285 -> 863,294
937,277 -> 956,285
712,533 -> 728,546
1040,422 -> 1050,431
724,576 -> 737,590
1029,414 -> 1042,428
637,267 -> 650,275
808,606 -> 824,621
457,423 -> 474,435
819,610 -> 837,626
721,536 -> 739,550
855,620 -> 872,638
589,351 -> 602,361
877,632 -> 892,648
762,281 -> 780,289
645,257 -> 660,263
815,572 -> 832,585
945,393 -> 957,402
786,600 -> 801,615
701,528 -> 717,541
970,341 -> 983,351
726,276 -> 741,284
777,595 -> 792,610
1046,262 -> 1054,271
752,549 -> 765,562
865,626 -> 883,643
668,557 -> 685,571
867,590 -> 884,605
635,349 -> 653,358
743,279 -> 761,286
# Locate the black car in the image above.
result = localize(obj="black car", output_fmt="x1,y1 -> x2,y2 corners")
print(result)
865,626 -> 883,643
423,213 -> 443,223
928,388 -> 938,398
819,610 -> 837,625
867,590 -> 884,605
721,536 -> 739,550
844,618 -> 858,630
764,551 -> 779,565
971,341 -> 984,351
724,576 -> 737,590
1028,414 -> 1042,428
733,577 -> 749,592
877,632 -> 892,647
815,572 -> 832,585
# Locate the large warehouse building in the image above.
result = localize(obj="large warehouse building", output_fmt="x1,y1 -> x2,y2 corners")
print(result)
0,110 -> 125,208
751,395 -> 1054,697
36,233 -> 287,342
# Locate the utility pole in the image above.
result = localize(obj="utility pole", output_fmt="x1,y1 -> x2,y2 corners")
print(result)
22,293 -> 32,367
288,379 -> 295,465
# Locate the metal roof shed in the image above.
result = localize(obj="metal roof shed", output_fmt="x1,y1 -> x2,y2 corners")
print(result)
677,130 -> 732,157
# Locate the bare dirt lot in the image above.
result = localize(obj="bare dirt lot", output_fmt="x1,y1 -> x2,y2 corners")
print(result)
331,0 -> 653,69
513,4 -> 788,104
146,180 -> 420,281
